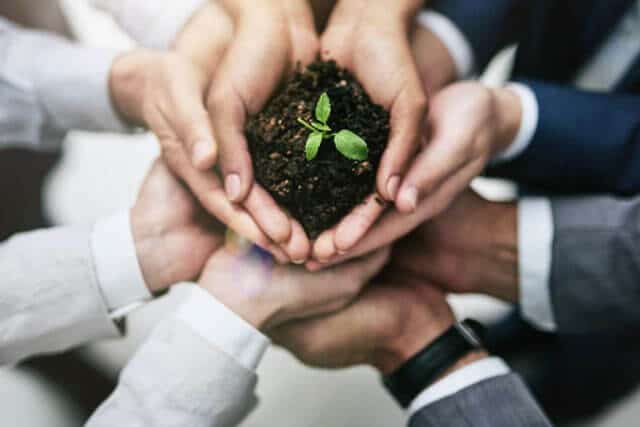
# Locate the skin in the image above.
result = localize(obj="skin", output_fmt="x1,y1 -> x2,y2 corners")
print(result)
272,273 -> 488,375
198,247 -> 391,331
308,191 -> 520,304
131,160 -> 225,293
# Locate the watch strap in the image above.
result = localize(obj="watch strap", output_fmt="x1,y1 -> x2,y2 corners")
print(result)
383,318 -> 486,408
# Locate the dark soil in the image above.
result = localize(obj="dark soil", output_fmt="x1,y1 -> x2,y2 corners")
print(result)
246,60 -> 390,239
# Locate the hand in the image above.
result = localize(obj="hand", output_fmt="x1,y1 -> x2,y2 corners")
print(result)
198,246 -> 390,331
272,274 -> 483,375
309,0 -> 428,261
131,160 -> 224,293
392,190 -> 519,301
109,49 -> 297,263
311,81 -> 522,265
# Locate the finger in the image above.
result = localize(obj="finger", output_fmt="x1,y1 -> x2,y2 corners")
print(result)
311,230 -> 337,262
161,139 -> 289,263
324,159 -> 485,268
208,11 -> 289,203
395,127 -> 474,214
244,184 -> 292,244
281,219 -> 311,264
281,0 -> 320,66
377,84 -> 428,202
333,193 -> 388,253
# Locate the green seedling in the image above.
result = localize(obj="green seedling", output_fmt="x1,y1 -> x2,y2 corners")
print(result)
297,92 -> 369,161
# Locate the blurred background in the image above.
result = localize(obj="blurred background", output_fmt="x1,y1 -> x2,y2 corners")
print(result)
1,1 -> 640,426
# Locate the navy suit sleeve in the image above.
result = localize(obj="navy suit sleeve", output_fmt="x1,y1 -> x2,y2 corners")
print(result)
487,80 -> 640,195
430,0 -> 529,71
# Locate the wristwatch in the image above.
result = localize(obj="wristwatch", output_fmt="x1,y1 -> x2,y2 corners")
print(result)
382,318 -> 486,408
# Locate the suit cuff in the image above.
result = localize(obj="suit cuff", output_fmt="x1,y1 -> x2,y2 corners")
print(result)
416,11 -> 474,79
492,83 -> 539,163
92,0 -> 206,49
518,197 -> 557,332
90,211 -> 151,315
407,357 -> 510,416
175,286 -> 270,372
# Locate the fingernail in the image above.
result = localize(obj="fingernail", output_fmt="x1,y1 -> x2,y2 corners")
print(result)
292,258 -> 306,265
225,174 -> 241,201
386,175 -> 401,200
192,140 -> 213,167
337,249 -> 347,255
401,187 -> 418,212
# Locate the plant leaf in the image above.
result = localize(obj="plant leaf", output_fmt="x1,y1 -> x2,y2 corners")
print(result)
334,130 -> 368,161
315,92 -> 331,124
305,132 -> 323,161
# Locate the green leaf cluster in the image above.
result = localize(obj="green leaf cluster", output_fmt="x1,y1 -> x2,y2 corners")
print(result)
297,92 -> 369,161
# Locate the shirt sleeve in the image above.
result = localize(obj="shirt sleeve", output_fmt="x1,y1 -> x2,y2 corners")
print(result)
90,0 -> 206,49
0,17 -> 130,152
175,286 -> 270,372
86,285 -> 268,427
90,211 -> 152,317
491,83 -> 539,163
407,357 -> 511,416
416,10 -> 475,79
517,197 -> 557,332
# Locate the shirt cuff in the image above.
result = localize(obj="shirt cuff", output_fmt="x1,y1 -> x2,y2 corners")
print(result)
407,357 -> 510,416
175,286 -> 270,372
492,83 -> 539,163
518,197 -> 557,332
91,0 -> 206,49
416,10 -> 475,79
90,211 -> 151,314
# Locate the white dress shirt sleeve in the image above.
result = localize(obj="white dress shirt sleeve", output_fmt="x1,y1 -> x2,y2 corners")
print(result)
518,197 -> 557,332
87,287 -> 264,427
0,17 -> 129,151
492,83 -> 540,163
90,211 -> 152,317
91,0 -> 206,49
408,357 -> 510,416
175,286 -> 270,372
416,10 -> 475,79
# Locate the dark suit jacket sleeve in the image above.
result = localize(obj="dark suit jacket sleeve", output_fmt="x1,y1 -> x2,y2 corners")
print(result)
430,0 -> 528,71
549,195 -> 640,335
409,373 -> 552,427
487,80 -> 640,195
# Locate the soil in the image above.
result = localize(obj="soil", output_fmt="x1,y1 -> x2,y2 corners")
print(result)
246,60 -> 390,239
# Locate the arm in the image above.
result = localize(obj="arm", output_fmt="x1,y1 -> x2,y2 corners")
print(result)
0,17 -> 128,152
487,81 -> 640,195
548,194 -> 640,334
0,161 -> 224,364
0,224 -> 121,364
410,372 -> 551,427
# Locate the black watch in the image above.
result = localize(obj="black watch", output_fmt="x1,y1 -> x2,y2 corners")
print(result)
382,318 -> 486,408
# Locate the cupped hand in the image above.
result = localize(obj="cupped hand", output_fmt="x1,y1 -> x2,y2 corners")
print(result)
109,49 -> 294,263
271,274 -> 456,375
201,0 -> 320,260
131,160 -> 225,293
312,81 -> 523,266
309,0 -> 428,261
198,246 -> 390,331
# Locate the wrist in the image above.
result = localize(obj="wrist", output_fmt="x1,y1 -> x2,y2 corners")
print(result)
490,86 -> 523,157
130,209 -> 168,294
413,26 -> 458,94
483,201 -> 519,301
375,317 -> 454,375
435,350 -> 489,383
109,50 -> 154,126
